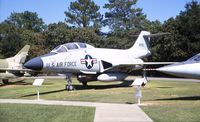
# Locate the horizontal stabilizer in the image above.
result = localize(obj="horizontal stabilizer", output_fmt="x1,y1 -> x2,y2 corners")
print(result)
142,62 -> 177,65
131,32 -> 170,38
143,32 -> 171,38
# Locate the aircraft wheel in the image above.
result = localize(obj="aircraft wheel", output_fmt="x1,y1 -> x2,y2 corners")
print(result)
2,79 -> 9,84
142,82 -> 146,87
82,82 -> 88,86
65,85 -> 74,91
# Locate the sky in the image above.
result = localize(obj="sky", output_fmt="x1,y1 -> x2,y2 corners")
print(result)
0,0 -> 195,30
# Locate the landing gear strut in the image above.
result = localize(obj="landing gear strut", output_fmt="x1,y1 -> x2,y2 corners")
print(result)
82,81 -> 88,86
65,74 -> 74,91
142,66 -> 148,86
2,79 -> 9,84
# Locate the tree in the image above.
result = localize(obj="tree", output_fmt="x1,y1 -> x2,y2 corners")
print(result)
175,0 -> 200,56
5,11 -> 45,32
0,23 -> 22,57
102,0 -> 148,50
150,1 -> 200,62
0,11 -> 47,58
103,0 -> 146,32
44,22 -> 71,49
64,0 -> 103,29
69,27 -> 103,47
44,22 -> 103,49
20,29 -> 47,58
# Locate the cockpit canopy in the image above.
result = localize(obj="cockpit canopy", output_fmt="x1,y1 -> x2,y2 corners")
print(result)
186,53 -> 200,62
50,42 -> 95,53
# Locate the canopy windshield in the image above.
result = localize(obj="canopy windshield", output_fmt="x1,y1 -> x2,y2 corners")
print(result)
50,42 -> 94,53
186,53 -> 200,62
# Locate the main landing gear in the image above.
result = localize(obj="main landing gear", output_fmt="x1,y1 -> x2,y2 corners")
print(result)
2,79 -> 9,84
82,81 -> 88,86
65,74 -> 74,91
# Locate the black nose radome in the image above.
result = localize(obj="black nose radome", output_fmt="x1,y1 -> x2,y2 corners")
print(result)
24,57 -> 43,70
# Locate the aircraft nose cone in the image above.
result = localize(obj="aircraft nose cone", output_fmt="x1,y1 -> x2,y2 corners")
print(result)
156,66 -> 172,72
156,64 -> 186,75
24,57 -> 43,70
156,65 -> 177,73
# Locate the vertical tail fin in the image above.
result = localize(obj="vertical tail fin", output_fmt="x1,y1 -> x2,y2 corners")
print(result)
129,31 -> 151,58
13,45 -> 30,64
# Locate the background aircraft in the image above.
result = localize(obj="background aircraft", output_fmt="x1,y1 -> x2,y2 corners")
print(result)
24,31 -> 169,90
157,53 -> 200,79
0,45 -> 31,84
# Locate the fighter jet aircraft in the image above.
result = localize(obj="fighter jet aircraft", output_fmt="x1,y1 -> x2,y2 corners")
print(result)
0,45 -> 31,84
24,31 -> 169,90
157,53 -> 200,79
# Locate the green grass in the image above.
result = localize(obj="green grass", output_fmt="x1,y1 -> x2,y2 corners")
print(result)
141,81 -> 200,122
0,103 -> 95,122
0,78 -> 200,122
141,103 -> 200,122
0,78 -> 136,103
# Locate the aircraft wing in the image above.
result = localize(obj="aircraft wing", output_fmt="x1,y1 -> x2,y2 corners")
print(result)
142,62 -> 178,65
101,61 -> 177,72
0,68 -> 33,72
0,68 -> 38,78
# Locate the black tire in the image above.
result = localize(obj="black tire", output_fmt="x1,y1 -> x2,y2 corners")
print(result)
82,82 -> 88,86
65,85 -> 74,91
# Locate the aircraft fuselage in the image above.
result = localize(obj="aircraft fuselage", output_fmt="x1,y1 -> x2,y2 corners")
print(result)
157,62 -> 200,79
27,48 -> 144,74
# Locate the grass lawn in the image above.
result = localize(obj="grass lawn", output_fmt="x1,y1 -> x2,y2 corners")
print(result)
0,77 -> 200,122
0,78 -> 136,103
141,80 -> 200,122
0,103 -> 95,122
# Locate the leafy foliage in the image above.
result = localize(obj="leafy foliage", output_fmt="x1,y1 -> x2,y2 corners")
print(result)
44,22 -> 102,50
0,11 -> 46,58
102,0 -> 148,50
0,23 -> 22,58
0,0 -> 200,63
64,0 -> 103,29
4,11 -> 45,32
103,0 -> 146,32
149,1 -> 200,62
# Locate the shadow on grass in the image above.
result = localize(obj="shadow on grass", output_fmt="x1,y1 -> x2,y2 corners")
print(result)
125,102 -> 134,104
42,83 -> 54,85
0,81 -> 32,87
74,81 -> 133,90
156,87 -> 174,89
21,81 -> 133,97
22,89 -> 66,97
155,96 -> 200,101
